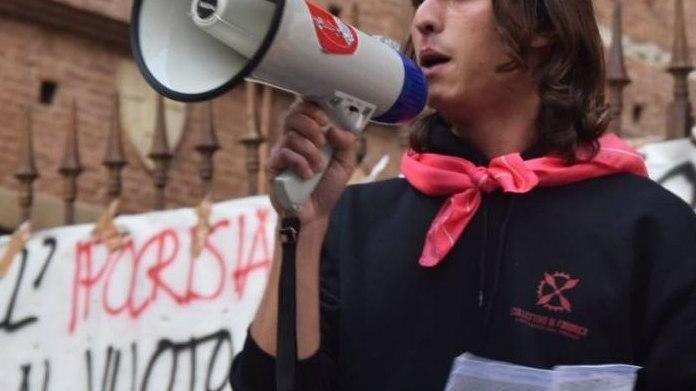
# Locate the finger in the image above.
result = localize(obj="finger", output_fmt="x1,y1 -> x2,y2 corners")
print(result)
265,145 -> 284,178
286,113 -> 327,148
294,101 -> 330,127
326,126 -> 357,152
285,131 -> 326,172
268,147 -> 315,180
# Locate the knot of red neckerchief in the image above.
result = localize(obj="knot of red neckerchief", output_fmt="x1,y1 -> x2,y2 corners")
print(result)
401,133 -> 648,267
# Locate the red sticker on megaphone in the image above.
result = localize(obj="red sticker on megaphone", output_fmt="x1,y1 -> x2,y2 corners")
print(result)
306,1 -> 358,55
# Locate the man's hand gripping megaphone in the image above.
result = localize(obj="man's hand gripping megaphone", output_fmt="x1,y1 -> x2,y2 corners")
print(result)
267,100 -> 358,223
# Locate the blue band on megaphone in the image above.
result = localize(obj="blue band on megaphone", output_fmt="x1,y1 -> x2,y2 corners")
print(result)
373,51 -> 428,124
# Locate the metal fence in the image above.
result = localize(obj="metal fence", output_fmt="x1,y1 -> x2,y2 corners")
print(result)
10,0 -> 696,228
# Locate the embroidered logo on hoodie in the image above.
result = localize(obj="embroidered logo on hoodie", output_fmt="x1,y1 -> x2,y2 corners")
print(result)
536,272 -> 580,313
509,271 -> 589,340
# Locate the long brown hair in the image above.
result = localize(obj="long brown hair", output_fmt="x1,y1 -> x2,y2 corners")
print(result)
408,0 -> 609,162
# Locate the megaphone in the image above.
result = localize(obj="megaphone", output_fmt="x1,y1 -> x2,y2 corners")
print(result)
131,0 -> 427,211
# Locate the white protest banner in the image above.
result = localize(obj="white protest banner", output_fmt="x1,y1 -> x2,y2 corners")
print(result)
0,196 -> 276,391
640,138 -> 695,211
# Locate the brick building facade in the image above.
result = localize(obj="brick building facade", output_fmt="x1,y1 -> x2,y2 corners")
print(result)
0,0 -> 693,232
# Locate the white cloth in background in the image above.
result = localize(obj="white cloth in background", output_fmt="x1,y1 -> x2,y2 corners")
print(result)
639,138 -> 695,210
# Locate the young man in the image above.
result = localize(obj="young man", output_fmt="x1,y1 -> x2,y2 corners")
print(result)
231,0 -> 696,390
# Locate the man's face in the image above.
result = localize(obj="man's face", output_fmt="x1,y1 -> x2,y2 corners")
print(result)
411,0 -> 514,115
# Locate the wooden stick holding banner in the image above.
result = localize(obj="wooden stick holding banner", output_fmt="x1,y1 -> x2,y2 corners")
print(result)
91,200 -> 128,252
191,195 -> 213,259
0,222 -> 31,278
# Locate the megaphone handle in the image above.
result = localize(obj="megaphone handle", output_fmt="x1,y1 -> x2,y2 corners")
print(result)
272,142 -> 334,213
272,92 -> 374,212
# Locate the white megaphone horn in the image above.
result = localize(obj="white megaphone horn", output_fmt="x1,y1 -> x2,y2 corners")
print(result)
131,0 -> 428,211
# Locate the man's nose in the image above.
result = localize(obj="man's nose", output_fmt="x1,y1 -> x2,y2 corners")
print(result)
413,0 -> 443,36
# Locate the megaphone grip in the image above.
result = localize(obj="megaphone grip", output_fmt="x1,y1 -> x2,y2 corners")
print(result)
273,143 -> 335,212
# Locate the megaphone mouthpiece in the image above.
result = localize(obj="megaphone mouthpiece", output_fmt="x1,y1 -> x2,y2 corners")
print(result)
195,0 -> 218,20
191,0 -> 276,58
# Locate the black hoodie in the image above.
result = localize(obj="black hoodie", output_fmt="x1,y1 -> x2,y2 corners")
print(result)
231,120 -> 696,391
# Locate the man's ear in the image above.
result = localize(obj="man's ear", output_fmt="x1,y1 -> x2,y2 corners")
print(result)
530,34 -> 553,49
526,34 -> 554,69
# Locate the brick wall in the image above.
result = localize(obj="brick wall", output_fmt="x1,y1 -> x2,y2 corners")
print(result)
0,15 -> 131,208
594,0 -> 696,141
0,14 -> 297,223
0,0 -> 694,230
0,1 -> 410,230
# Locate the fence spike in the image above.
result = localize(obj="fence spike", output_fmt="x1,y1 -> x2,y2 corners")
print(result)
195,101 -> 220,196
607,0 -> 630,136
103,95 -> 127,204
666,0 -> 694,139
15,107 -> 39,223
240,82 -> 264,196
257,85 -> 273,194
59,99 -> 83,225
148,95 -> 173,210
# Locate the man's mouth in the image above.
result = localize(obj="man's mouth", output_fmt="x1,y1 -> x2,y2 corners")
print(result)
419,51 -> 451,70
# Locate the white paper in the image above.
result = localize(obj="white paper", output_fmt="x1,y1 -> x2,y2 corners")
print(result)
445,353 -> 640,391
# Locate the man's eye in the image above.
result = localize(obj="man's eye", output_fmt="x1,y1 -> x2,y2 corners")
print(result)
411,0 -> 423,8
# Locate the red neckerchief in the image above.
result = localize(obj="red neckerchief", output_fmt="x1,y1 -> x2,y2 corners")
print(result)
401,133 -> 649,267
